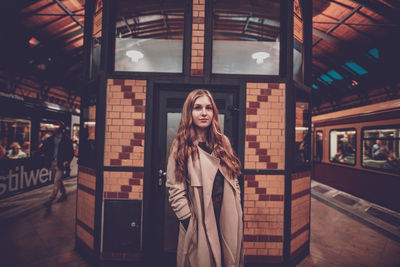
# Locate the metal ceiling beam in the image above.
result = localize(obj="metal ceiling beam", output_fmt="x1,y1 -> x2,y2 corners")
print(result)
121,16 -> 133,35
19,2 -> 55,18
312,28 -> 341,46
313,5 -> 362,47
26,13 -> 84,17
242,14 -> 251,33
348,0 -> 400,23
54,0 -> 83,28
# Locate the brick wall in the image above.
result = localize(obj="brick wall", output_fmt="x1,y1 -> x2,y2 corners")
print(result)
76,166 -> 96,249
104,79 -> 146,167
103,171 -> 143,200
243,174 -> 284,257
245,82 -> 285,170
103,79 -> 146,200
290,171 -> 310,254
191,0 -> 205,76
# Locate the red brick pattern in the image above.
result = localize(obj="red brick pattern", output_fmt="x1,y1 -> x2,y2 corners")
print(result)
291,171 -> 310,254
103,171 -> 144,200
191,0 -> 205,76
245,83 -> 285,170
76,167 -> 96,249
104,79 -> 146,167
243,174 -> 284,256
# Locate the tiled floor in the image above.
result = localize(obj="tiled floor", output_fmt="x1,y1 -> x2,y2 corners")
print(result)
0,180 -> 399,266
298,198 -> 400,267
0,178 -> 89,267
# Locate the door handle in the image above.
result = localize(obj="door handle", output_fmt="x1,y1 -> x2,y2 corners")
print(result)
158,169 -> 166,186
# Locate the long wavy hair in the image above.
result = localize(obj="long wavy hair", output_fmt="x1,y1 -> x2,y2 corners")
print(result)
170,89 -> 241,183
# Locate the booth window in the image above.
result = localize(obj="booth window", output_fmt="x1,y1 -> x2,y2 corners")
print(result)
91,0 -> 103,80
362,127 -> 400,173
295,102 -> 310,169
114,0 -> 185,73
212,0 -> 280,75
315,130 -> 323,162
0,118 -> 31,160
79,102 -> 96,168
293,0 -> 303,83
329,129 -> 356,165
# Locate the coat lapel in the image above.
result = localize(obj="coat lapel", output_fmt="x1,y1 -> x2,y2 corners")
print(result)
197,146 -> 222,265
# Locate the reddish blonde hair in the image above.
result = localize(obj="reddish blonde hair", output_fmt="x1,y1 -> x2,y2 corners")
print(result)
170,89 -> 241,183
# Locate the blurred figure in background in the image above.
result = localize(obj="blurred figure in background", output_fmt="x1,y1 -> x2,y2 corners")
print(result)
38,126 -> 74,207
7,142 -> 27,159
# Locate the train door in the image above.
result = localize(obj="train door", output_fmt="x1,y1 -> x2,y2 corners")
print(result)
150,87 -> 238,266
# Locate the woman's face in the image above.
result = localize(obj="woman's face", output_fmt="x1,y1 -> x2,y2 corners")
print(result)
192,95 -> 213,129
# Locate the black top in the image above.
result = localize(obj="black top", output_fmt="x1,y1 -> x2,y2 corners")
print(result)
198,142 -> 224,198
181,142 -> 225,230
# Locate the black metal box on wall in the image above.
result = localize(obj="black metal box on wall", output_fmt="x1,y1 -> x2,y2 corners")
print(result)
103,200 -> 141,253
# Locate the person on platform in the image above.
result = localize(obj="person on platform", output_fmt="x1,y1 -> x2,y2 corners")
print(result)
166,89 -> 244,267
7,142 -> 27,159
38,126 -> 74,207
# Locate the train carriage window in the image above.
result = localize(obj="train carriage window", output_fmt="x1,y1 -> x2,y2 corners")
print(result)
362,127 -> 400,174
315,130 -> 323,162
0,118 -> 31,160
39,121 -> 60,148
72,124 -> 80,157
329,129 -> 356,166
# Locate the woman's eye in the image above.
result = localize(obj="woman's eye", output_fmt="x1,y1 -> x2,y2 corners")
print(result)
194,106 -> 201,110
206,106 -> 212,110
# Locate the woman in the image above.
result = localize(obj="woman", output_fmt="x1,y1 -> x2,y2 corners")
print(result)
166,89 -> 243,267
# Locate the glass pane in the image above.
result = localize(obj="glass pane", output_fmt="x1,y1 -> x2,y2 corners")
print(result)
115,0 -> 184,73
0,118 -> 31,160
91,0 -> 103,80
80,103 -> 96,167
293,0 -> 303,83
362,127 -> 400,173
293,41 -> 303,83
164,112 -> 180,251
39,121 -> 60,148
329,129 -> 356,165
212,0 -> 280,75
295,102 -> 310,168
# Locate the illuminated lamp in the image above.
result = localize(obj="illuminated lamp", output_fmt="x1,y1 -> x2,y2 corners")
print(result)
28,37 -> 40,47
251,52 -> 270,64
126,50 -> 144,62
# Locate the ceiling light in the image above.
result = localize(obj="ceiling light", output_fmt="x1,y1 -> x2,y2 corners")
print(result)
351,80 -> 358,86
28,37 -> 40,48
251,52 -> 270,64
126,50 -> 144,62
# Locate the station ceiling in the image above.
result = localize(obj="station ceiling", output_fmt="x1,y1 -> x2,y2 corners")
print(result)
1,0 -> 399,114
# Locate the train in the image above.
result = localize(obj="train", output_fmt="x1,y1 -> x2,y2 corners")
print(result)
312,99 -> 400,212
0,92 -> 79,199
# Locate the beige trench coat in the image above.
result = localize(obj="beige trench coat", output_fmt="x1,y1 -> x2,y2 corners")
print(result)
166,141 -> 244,267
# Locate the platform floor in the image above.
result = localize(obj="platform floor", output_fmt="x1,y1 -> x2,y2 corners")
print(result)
0,178 -> 399,266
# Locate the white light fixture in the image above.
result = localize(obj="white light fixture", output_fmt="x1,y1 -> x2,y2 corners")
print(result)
126,50 -> 144,62
251,52 -> 270,64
